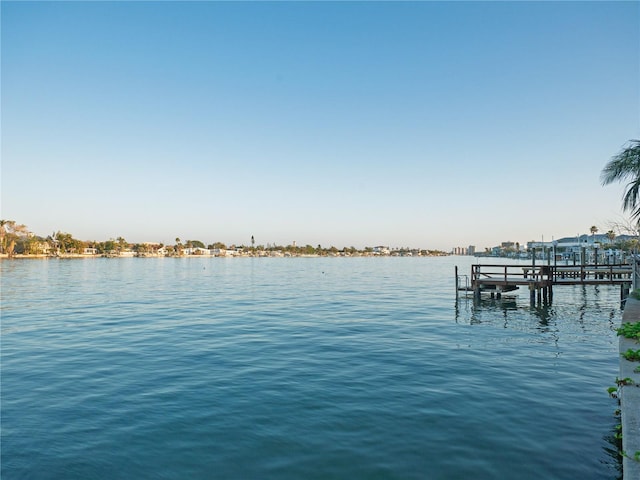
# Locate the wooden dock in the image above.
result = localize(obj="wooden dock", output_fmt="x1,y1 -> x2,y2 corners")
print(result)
456,263 -> 634,305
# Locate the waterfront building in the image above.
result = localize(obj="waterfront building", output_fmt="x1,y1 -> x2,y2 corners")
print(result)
526,233 -> 639,263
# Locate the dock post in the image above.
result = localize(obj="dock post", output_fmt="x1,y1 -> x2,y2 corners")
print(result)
548,284 -> 553,303
537,287 -> 542,304
529,283 -> 535,306
455,266 -> 458,299
542,286 -> 548,304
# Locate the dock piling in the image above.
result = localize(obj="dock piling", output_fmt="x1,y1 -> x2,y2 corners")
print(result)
455,266 -> 458,299
529,283 -> 536,306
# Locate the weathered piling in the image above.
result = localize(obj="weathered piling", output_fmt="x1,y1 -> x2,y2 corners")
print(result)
455,266 -> 458,300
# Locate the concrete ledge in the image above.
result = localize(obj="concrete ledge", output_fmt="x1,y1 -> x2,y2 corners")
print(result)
620,297 -> 640,479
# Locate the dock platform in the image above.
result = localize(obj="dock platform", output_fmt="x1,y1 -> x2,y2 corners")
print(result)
456,263 -> 634,305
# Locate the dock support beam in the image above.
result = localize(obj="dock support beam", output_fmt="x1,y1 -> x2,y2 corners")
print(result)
455,266 -> 458,299
530,283 -> 536,306
537,287 -> 542,304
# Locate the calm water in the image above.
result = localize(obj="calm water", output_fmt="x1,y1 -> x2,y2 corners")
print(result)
1,257 -> 622,479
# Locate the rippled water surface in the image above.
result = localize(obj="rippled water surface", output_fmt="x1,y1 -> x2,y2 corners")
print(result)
1,257 -> 623,479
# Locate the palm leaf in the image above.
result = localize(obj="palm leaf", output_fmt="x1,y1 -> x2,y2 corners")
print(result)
601,140 -> 640,219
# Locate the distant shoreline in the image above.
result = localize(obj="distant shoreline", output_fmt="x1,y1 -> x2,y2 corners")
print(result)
0,252 -> 448,260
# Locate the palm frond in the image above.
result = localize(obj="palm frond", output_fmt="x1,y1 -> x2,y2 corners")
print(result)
601,140 -> 640,219
601,140 -> 640,185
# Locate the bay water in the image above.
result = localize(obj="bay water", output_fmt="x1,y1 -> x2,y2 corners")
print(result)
1,256 -> 622,479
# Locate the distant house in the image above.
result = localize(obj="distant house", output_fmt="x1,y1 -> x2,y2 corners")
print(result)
184,247 -> 211,256
83,247 -> 98,255
34,241 -> 51,255
525,233 -> 640,263
528,234 -> 638,253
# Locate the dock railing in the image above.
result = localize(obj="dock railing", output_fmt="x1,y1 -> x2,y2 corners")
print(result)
454,266 -> 470,299
470,264 -> 633,285
551,263 -> 632,283
471,264 -> 552,285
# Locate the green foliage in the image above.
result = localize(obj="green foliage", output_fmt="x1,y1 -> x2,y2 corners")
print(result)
630,289 -> 640,300
614,424 -> 624,443
617,322 -> 640,341
51,231 -> 86,254
607,377 -> 629,397
187,240 -> 206,249
99,240 -> 116,253
621,349 -> 640,361
13,235 -> 48,254
621,450 -> 640,462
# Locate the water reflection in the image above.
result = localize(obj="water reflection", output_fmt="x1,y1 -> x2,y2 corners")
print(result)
456,295 -> 557,326
454,286 -> 623,477
603,422 -> 624,480
455,295 -> 518,325
531,303 -> 553,326
458,285 -> 623,328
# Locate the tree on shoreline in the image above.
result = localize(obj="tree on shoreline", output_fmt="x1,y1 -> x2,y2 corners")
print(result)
606,230 -> 616,244
0,220 -> 13,254
1,220 -> 30,256
601,139 -> 640,221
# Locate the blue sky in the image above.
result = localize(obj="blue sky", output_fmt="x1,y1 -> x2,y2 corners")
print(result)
2,1 -> 639,250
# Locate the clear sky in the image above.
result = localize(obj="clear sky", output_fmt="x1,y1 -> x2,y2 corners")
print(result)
2,1 -> 639,251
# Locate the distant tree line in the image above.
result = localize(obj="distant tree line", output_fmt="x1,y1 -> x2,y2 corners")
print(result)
0,220 -> 448,257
